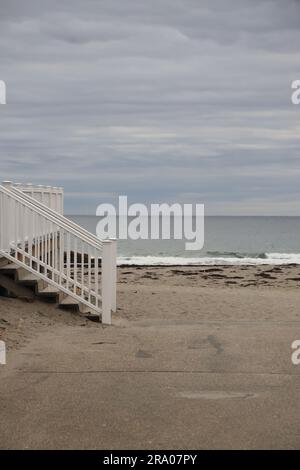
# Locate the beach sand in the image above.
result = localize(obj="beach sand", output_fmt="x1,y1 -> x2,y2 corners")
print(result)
1,265 -> 300,449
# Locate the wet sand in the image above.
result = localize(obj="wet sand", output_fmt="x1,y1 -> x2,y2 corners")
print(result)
118,263 -> 300,289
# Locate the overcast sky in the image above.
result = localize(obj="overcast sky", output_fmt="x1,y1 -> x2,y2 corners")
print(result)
1,0 -> 300,214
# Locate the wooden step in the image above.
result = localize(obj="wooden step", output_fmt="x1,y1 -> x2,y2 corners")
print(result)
60,295 -> 80,306
0,263 -> 21,280
0,273 -> 35,300
38,286 -> 60,297
18,273 -> 40,284
0,257 -> 11,268
0,262 -> 20,272
79,303 -> 94,314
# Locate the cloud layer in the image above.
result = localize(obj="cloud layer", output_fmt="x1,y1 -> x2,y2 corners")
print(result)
1,0 -> 300,214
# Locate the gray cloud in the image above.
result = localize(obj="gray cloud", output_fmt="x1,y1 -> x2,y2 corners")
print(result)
0,0 -> 300,214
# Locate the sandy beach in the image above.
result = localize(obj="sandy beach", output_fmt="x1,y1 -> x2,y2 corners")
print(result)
1,265 -> 300,449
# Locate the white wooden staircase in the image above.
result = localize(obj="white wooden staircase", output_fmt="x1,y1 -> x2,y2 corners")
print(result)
0,181 -> 117,324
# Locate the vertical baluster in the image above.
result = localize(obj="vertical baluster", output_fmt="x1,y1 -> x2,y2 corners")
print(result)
52,222 -> 54,277
21,204 -> 25,262
37,213 -> 39,263
48,220 -> 51,274
7,197 -> 11,255
0,193 -> 2,250
11,198 -> 14,258
15,199 -> 18,247
12,198 -> 15,255
74,237 -> 77,295
20,202 -> 23,259
20,201 -> 23,252
24,205 -> 27,259
28,209 -> 32,268
57,228 -> 60,283
44,217 -> 47,273
41,217 -> 44,270
47,220 -> 52,277
56,225 -> 59,282
44,218 -> 47,268
45,219 -> 48,272
59,229 -> 64,287
54,224 -> 57,283
7,196 -> 10,255
48,221 -> 50,273
37,213 -> 40,270
35,214 -> 38,270
46,220 -> 49,268
48,220 -> 51,270
50,221 -> 54,280
38,215 -> 43,272
32,211 -> 36,267
23,204 -> 29,264
2,193 -> 5,250
52,222 -> 55,278
81,241 -> 84,302
8,196 -> 11,254
51,222 -> 53,274
9,196 -> 11,252
88,245 -> 91,305
94,246 -> 98,310
66,232 -> 70,290
39,215 -> 42,271
15,200 -> 19,260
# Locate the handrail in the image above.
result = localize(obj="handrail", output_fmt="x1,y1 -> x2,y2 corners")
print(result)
0,184 -> 103,250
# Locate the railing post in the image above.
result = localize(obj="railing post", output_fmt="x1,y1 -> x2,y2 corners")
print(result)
110,238 -> 117,313
1,182 -> 12,251
61,188 -> 64,215
101,240 -> 112,325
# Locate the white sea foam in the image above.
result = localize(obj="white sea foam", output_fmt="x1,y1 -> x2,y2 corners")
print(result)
117,253 -> 300,266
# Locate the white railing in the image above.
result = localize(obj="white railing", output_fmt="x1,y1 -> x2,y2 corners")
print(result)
0,183 -> 116,324
2,181 -> 64,215
7,183 -> 104,253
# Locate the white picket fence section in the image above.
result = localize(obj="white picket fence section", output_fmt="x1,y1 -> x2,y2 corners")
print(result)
11,182 -> 64,214
0,181 -> 116,324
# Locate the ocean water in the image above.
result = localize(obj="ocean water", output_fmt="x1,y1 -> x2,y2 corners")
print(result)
68,216 -> 300,266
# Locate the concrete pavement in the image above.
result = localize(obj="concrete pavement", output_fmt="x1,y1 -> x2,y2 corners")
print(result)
1,285 -> 300,449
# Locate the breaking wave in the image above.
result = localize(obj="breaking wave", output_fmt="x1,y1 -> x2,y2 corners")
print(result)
117,253 -> 300,266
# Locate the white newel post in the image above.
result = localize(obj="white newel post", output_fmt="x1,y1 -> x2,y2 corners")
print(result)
110,238 -> 117,313
101,240 -> 112,325
1,181 -> 12,251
